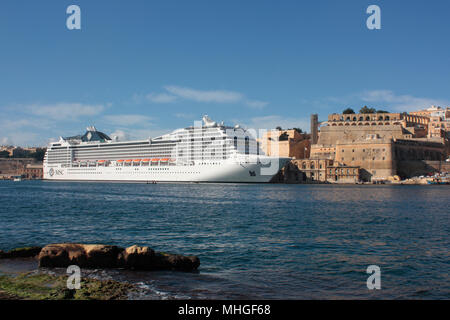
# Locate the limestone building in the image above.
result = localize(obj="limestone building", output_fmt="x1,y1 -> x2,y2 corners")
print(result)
260,129 -> 310,159
309,109 -> 447,181
271,158 -> 360,184
19,163 -> 43,179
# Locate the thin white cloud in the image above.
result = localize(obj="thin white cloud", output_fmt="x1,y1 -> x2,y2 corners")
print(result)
1,137 -> 12,145
245,100 -> 269,109
314,90 -> 449,113
104,114 -> 154,126
146,92 -> 178,103
109,128 -> 168,141
0,118 -> 51,130
359,90 -> 449,112
241,115 -> 310,133
164,86 -> 243,103
139,85 -> 268,108
109,130 -> 130,141
0,101 -> 109,146
174,112 -> 195,119
0,131 -> 40,147
28,103 -> 105,120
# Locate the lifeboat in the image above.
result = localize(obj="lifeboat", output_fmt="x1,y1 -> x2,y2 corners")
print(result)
151,158 -> 160,162
169,158 -> 176,162
161,158 -> 169,162
125,159 -> 132,162
98,160 -> 106,163
142,159 -> 150,162
133,159 -> 141,162
117,160 -> 124,163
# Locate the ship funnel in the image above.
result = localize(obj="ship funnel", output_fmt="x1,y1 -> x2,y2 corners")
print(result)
202,115 -> 217,127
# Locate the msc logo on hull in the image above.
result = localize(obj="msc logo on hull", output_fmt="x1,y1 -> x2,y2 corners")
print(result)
48,168 -> 64,177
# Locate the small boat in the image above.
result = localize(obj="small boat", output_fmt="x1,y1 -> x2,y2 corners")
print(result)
427,178 -> 449,185
13,176 -> 22,182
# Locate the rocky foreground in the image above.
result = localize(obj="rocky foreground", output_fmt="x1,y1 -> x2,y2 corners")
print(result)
0,272 -> 135,300
0,243 -> 200,300
1,243 -> 200,271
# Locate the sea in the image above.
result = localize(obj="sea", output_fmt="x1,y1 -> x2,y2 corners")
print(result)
0,180 -> 449,299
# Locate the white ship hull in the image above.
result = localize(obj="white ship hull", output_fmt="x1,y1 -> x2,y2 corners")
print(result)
44,158 -> 287,183
44,116 -> 290,183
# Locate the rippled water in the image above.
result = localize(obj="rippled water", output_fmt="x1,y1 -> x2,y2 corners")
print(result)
0,181 -> 449,299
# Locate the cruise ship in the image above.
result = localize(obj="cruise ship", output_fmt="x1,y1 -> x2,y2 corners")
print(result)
43,116 -> 290,183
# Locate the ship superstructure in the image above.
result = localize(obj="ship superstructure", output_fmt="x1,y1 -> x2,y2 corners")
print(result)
43,116 -> 289,183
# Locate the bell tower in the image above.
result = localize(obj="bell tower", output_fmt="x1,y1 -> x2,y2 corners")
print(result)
310,114 -> 319,144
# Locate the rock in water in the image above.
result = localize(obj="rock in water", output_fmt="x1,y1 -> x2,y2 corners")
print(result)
38,244 -> 123,268
117,245 -> 200,271
117,245 -> 156,269
84,244 -> 124,268
38,244 -> 200,271
152,252 -> 201,271
0,247 -> 42,259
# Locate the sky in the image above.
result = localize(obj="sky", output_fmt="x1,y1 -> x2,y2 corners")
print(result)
1,0 -> 449,146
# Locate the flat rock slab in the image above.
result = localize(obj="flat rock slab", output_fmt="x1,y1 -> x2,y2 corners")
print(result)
38,244 -> 200,272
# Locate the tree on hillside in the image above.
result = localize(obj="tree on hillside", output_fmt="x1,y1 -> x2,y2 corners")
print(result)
343,108 -> 355,114
30,148 -> 46,161
376,110 -> 389,113
0,150 -> 9,158
360,106 -> 376,114
279,132 -> 289,141
275,126 -> 282,131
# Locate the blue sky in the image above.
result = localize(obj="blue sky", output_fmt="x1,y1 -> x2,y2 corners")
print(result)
1,0 -> 449,146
